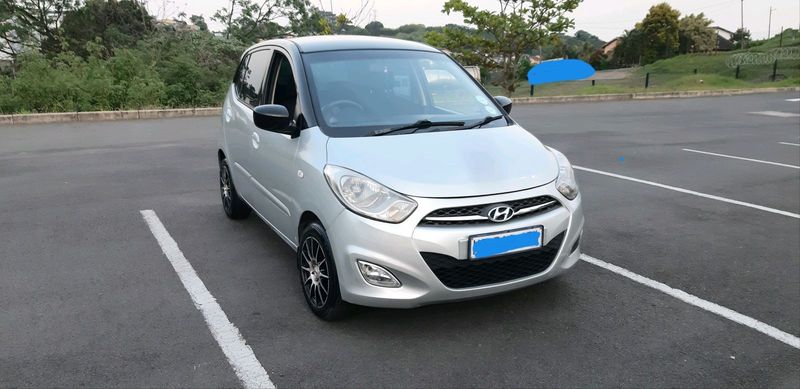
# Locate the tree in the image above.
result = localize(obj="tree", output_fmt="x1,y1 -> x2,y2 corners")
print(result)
678,13 -> 716,53
314,0 -> 373,34
0,0 -> 75,57
137,29 -> 244,107
364,20 -> 383,35
393,24 -> 428,41
218,0 -> 235,39
0,1 -> 18,56
212,0 -> 311,43
731,27 -> 750,49
57,0 -> 154,58
425,0 -> 582,95
611,28 -> 645,66
638,2 -> 680,64
516,54 -> 531,80
588,49 -> 609,70
310,9 -> 335,35
536,31 -> 604,60
190,15 -> 209,32
574,30 -> 603,48
288,7 -> 329,35
334,13 -> 350,33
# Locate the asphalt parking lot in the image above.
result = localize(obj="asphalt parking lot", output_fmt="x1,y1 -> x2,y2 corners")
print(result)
1,92 -> 798,387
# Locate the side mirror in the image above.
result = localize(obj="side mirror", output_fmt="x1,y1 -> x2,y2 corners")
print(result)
253,104 -> 296,136
494,96 -> 512,114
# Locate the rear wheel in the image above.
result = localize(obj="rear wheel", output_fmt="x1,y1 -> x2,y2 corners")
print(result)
219,158 -> 250,220
298,222 -> 351,320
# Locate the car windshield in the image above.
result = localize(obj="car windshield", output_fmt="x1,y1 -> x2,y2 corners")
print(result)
302,49 -> 506,137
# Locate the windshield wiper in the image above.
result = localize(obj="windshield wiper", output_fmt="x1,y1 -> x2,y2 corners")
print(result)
461,115 -> 505,130
369,119 -> 466,136
427,115 -> 505,134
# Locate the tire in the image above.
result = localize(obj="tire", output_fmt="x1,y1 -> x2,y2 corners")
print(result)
219,158 -> 251,220
298,222 -> 351,321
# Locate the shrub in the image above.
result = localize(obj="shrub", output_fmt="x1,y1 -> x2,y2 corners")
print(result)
1,31 -> 243,113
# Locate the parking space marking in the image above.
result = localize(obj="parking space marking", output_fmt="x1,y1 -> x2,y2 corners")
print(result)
786,98 -> 800,102
581,254 -> 800,349
748,111 -> 800,118
573,166 -> 800,219
682,148 -> 800,169
140,210 -> 275,389
779,142 -> 800,147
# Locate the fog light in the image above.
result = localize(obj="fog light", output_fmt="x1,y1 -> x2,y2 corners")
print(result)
357,260 -> 401,288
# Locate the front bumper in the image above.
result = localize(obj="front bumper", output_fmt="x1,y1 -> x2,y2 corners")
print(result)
325,182 -> 584,308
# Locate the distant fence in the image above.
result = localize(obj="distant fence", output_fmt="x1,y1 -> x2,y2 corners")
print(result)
527,54 -> 799,96
725,47 -> 800,67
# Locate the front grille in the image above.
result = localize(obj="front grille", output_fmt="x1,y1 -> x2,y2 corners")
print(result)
420,195 -> 560,226
420,232 -> 565,289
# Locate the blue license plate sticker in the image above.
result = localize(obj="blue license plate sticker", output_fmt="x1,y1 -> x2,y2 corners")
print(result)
470,227 -> 543,260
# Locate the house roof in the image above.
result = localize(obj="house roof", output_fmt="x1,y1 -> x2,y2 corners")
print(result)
713,26 -> 735,35
601,37 -> 621,49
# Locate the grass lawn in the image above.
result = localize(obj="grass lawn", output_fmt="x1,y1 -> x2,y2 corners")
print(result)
485,30 -> 800,98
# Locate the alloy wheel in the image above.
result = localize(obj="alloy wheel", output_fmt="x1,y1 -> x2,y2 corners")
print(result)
220,163 -> 233,212
300,236 -> 330,309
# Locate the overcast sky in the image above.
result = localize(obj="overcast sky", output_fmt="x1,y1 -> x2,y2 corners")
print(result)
149,0 -> 800,41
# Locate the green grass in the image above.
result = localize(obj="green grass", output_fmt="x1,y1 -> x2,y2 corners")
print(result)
487,32 -> 800,98
748,28 -> 800,51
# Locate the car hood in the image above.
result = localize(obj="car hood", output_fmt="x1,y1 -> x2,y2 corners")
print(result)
325,125 -> 558,198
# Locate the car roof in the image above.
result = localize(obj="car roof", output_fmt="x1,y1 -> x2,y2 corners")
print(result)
272,35 -> 441,53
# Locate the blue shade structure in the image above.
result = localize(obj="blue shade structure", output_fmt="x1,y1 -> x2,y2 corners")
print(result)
527,59 -> 596,85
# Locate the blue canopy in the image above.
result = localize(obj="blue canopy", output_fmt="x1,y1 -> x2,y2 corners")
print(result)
527,59 -> 596,85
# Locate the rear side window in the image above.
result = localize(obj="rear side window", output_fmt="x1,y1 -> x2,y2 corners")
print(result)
235,49 -> 272,107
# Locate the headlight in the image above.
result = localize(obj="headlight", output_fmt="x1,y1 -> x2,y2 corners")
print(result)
324,165 -> 417,223
551,148 -> 579,200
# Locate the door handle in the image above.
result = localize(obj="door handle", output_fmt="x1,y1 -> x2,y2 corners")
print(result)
251,131 -> 260,149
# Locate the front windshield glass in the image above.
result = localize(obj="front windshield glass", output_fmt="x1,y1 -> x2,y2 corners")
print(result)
302,50 -> 505,137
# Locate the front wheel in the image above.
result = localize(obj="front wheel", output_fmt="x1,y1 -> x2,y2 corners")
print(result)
298,222 -> 351,320
219,158 -> 251,220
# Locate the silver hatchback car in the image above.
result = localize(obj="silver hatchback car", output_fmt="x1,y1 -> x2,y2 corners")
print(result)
218,36 -> 584,320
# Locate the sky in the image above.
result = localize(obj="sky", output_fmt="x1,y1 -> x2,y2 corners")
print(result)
148,0 -> 800,42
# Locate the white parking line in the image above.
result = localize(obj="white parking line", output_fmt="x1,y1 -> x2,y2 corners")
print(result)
786,98 -> 800,102
749,111 -> 800,118
779,142 -> 800,147
682,148 -> 800,169
139,212 -> 800,358
581,254 -> 800,349
140,210 -> 275,389
573,166 -> 800,219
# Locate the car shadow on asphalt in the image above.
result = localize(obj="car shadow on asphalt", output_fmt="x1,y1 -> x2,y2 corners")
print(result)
344,275 -> 575,324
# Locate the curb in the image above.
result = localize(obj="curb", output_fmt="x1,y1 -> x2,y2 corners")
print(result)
1,87 -> 798,125
0,107 -> 222,126
511,86 -> 800,104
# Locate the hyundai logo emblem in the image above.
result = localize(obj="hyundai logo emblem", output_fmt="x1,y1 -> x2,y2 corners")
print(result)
486,205 -> 514,223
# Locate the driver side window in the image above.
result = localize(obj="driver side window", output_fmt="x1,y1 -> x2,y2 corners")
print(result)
266,52 -> 298,119
235,49 -> 272,108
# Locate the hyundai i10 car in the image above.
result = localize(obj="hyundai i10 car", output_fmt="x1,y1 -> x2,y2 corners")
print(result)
218,36 -> 584,320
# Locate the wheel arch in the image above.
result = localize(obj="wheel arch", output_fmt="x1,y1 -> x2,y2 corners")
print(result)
298,211 -> 323,240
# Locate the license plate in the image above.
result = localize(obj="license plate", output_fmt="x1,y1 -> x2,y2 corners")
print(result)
470,227 -> 543,260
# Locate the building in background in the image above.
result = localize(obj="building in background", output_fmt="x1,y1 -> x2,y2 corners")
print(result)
601,37 -> 622,56
713,26 -> 735,51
